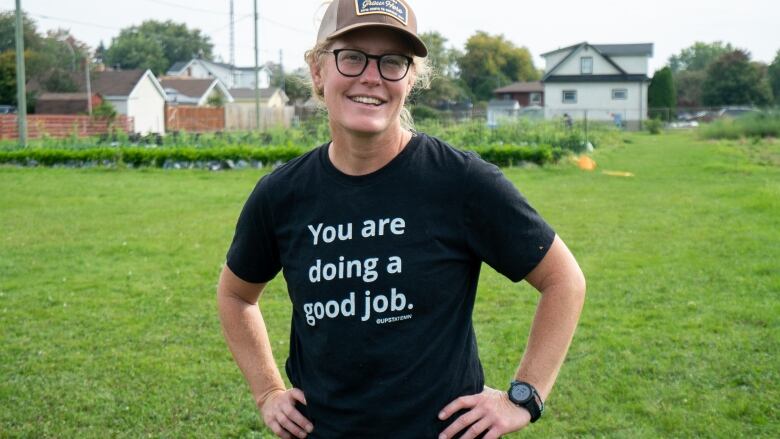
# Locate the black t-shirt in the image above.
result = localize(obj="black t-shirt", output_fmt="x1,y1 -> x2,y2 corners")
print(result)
226,133 -> 555,438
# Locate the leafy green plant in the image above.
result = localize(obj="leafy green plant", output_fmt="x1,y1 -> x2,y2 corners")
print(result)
645,118 -> 663,135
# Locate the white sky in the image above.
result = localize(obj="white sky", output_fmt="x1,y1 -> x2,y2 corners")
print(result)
3,0 -> 779,74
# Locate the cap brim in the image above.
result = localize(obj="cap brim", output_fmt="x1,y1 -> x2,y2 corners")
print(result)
325,23 -> 428,58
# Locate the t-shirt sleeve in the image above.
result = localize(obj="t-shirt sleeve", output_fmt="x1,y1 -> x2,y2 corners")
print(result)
463,155 -> 556,282
225,176 -> 282,283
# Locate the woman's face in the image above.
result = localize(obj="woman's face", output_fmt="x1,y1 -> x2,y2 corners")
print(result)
311,27 -> 415,139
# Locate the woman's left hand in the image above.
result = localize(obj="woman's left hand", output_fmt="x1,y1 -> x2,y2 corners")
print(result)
438,386 -> 531,439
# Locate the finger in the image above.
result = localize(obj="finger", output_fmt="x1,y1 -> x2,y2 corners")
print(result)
459,418 -> 491,439
277,413 -> 308,439
439,394 -> 478,420
269,421 -> 292,439
289,388 -> 307,405
484,427 -> 504,439
283,405 -> 314,434
439,408 -> 483,439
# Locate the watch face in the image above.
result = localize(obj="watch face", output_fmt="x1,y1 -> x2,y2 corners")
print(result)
511,384 -> 531,402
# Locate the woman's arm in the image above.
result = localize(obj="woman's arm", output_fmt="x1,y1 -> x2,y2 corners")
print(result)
438,235 -> 586,439
515,234 -> 587,399
217,265 -> 313,439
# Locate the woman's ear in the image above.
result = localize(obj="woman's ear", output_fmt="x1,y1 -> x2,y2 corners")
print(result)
310,60 -> 325,92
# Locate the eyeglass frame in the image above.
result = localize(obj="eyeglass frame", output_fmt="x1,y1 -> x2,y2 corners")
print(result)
323,49 -> 413,82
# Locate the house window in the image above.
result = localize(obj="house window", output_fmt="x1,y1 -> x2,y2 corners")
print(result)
612,89 -> 628,100
562,90 -> 577,104
581,57 -> 593,75
530,92 -> 542,105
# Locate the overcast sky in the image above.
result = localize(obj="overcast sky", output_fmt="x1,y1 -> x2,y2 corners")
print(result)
3,0 -> 779,74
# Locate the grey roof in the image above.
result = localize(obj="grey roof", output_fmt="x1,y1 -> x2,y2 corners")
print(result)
592,44 -> 654,57
159,78 -> 215,98
167,61 -> 190,74
542,42 -> 653,57
494,81 -> 544,94
229,87 -> 280,100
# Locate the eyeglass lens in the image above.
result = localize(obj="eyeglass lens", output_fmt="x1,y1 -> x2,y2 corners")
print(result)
334,49 -> 410,81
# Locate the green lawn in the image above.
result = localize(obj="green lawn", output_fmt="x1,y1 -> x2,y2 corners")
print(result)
1,132 -> 778,438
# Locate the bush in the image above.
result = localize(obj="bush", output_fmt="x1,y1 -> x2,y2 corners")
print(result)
0,143 -> 560,168
699,111 -> 780,139
645,119 -> 663,135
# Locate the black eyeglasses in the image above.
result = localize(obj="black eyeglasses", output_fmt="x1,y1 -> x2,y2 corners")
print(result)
324,49 -> 413,81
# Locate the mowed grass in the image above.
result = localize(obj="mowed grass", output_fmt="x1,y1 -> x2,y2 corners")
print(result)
1,132 -> 778,438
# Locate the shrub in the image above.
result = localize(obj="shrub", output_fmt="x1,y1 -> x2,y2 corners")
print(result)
645,119 -> 663,135
699,111 -> 780,139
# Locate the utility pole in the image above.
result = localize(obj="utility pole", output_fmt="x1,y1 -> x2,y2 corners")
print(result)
279,49 -> 285,94
229,0 -> 235,66
85,55 -> 92,115
14,0 -> 27,147
253,0 -> 260,130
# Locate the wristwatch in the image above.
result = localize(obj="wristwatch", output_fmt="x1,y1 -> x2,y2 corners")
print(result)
507,380 -> 544,423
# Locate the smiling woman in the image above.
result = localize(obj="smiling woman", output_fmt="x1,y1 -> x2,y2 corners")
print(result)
217,1 -> 586,438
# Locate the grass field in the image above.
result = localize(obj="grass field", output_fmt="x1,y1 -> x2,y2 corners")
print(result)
1,131 -> 778,438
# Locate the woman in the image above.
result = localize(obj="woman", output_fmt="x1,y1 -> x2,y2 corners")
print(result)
217,1 -> 586,438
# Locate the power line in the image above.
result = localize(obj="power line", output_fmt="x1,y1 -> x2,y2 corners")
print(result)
30,12 -> 120,31
137,0 -> 228,15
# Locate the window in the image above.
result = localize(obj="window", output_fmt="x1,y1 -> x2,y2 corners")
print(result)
562,90 -> 577,104
530,92 -> 542,105
581,57 -> 593,75
612,88 -> 628,100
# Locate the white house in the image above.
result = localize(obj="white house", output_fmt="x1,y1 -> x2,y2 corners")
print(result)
166,59 -> 271,90
76,69 -> 167,134
541,42 -> 653,129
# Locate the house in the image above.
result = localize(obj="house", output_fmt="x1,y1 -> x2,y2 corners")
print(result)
225,87 -> 293,130
35,92 -> 103,114
228,87 -> 289,109
494,81 -> 544,107
166,59 -> 271,90
159,78 -> 234,106
541,42 -> 653,129
28,69 -> 167,134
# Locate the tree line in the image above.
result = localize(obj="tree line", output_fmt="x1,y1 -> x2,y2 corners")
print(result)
649,42 -> 780,110
2,11 -> 779,114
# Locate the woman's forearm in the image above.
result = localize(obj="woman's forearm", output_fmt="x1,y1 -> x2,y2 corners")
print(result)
515,274 -> 585,400
217,291 -> 286,407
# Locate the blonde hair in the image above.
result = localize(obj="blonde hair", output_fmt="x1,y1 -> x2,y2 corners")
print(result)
304,40 -> 432,131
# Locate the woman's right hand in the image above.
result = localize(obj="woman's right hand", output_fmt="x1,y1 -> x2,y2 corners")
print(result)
259,388 -> 314,439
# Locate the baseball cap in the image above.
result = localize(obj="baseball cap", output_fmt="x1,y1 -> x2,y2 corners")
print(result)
317,0 -> 428,57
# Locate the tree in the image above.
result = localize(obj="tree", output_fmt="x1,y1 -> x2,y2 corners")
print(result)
668,41 -> 734,73
674,70 -> 706,107
0,11 -> 43,52
104,20 -> 213,74
414,31 -> 469,108
768,50 -> 780,105
458,31 -> 539,102
702,50 -> 773,107
648,67 -> 676,111
668,42 -> 736,108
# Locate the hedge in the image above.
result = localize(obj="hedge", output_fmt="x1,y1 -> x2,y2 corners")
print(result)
0,144 -> 560,168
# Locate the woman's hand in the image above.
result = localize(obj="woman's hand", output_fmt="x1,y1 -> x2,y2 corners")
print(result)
438,386 -> 530,439
259,388 -> 314,439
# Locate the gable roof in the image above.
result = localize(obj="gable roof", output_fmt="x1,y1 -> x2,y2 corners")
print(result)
494,81 -> 544,94
541,42 -> 653,57
166,58 -> 271,76
542,42 -> 644,81
160,78 -> 215,99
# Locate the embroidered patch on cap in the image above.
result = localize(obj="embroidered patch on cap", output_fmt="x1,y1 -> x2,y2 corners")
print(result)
355,0 -> 409,25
